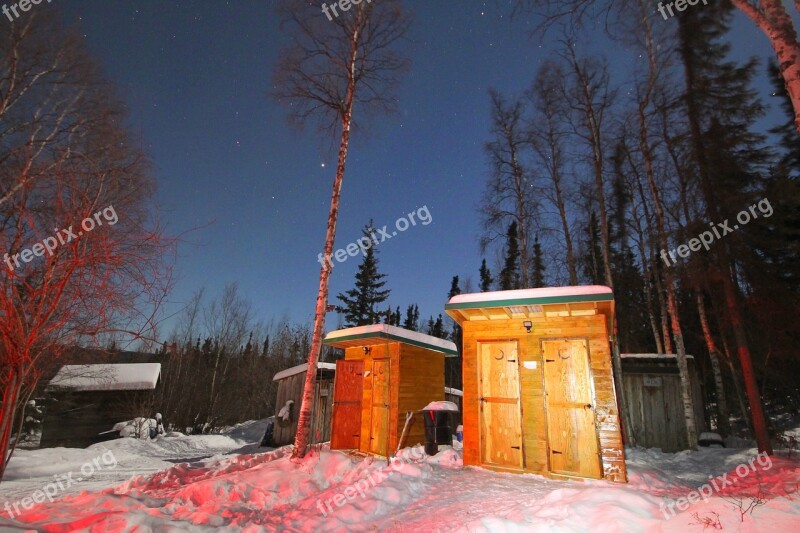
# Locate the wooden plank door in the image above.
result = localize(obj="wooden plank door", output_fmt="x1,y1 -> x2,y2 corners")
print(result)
331,360 -> 363,450
479,341 -> 523,468
542,339 -> 602,478
369,359 -> 390,455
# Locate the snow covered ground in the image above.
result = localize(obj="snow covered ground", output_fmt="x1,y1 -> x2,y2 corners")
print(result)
1,421 -> 798,532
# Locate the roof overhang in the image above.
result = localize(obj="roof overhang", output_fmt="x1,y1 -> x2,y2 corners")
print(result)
324,324 -> 458,356
445,286 -> 615,335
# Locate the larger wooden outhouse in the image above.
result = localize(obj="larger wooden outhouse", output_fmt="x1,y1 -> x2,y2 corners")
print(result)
445,286 -> 627,483
323,324 -> 458,456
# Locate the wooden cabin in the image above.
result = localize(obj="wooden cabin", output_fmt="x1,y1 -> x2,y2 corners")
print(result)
323,324 -> 458,456
621,353 -> 706,452
40,363 -> 161,448
445,286 -> 627,483
270,362 -> 336,447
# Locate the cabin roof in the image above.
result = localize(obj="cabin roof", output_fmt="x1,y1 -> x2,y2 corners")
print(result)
445,285 -> 615,333
47,363 -> 161,392
272,362 -> 337,382
323,324 -> 458,356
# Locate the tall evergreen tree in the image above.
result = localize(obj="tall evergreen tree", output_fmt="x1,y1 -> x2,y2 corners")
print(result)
402,304 -> 420,331
427,314 -> 445,339
479,259 -> 493,292
531,235 -> 545,288
582,212 -> 604,285
336,224 -> 391,326
498,221 -> 521,290
678,0 -> 773,453
446,276 -> 463,389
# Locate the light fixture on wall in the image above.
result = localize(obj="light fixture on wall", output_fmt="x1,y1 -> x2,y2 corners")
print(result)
363,346 -> 372,355
523,320 -> 532,333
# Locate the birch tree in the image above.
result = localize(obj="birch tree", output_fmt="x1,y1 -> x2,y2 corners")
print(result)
0,13 -> 173,481
272,0 -> 411,459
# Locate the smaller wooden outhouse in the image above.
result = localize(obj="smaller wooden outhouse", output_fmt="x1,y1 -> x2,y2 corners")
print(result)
271,362 -> 336,447
446,286 -> 627,483
621,354 -> 706,452
323,324 -> 458,456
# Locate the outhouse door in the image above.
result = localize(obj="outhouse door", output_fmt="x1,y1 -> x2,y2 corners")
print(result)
331,360 -> 364,450
542,339 -> 602,478
369,359 -> 391,455
479,341 -> 523,468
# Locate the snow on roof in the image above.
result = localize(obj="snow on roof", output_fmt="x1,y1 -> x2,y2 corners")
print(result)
272,362 -> 337,382
444,387 -> 463,397
323,324 -> 458,355
48,363 -> 161,392
447,285 -> 613,308
621,353 -> 695,360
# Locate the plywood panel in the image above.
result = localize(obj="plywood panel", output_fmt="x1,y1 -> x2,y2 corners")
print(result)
331,360 -> 364,450
479,341 -> 523,468
398,346 -> 444,448
542,339 -> 602,479
370,359 -> 390,455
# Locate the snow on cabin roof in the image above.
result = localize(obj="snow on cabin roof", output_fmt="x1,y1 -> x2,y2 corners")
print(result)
621,353 -> 695,360
272,362 -> 337,382
323,324 -> 458,356
446,285 -> 613,309
47,363 -> 161,392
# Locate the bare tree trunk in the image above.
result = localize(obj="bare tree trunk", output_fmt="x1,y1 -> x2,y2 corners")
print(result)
292,34 -> 359,459
730,0 -> 800,132
695,291 -> 730,437
0,366 -> 21,481
722,272 -> 773,453
633,0 -> 697,449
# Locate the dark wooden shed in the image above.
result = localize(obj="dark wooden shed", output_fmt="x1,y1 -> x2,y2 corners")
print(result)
270,362 -> 336,447
40,363 -> 162,448
621,353 -> 706,452
324,324 -> 458,457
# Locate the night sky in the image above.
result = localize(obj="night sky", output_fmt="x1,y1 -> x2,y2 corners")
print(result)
56,1 -> 779,334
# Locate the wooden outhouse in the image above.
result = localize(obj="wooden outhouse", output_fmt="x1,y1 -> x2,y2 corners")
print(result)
323,324 -> 458,456
621,353 -> 706,452
445,286 -> 627,483
270,362 -> 337,447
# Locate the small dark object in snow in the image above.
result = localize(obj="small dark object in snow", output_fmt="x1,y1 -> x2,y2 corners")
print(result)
423,407 -> 456,455
260,417 -> 275,447
698,432 -> 725,447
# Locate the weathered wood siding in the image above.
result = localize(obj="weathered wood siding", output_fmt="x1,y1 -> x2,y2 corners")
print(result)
272,370 -> 334,447
399,345 -> 445,447
461,314 -> 627,482
40,389 -> 156,449
622,358 -> 706,452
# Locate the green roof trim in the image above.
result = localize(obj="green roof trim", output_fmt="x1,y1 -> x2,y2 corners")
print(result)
323,331 -> 458,356
444,291 -> 614,311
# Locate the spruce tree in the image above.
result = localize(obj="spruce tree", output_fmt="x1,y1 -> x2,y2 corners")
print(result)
678,0 -> 774,454
479,259 -> 493,292
447,276 -> 463,389
531,235 -> 545,288
498,221 -> 521,290
402,304 -> 419,331
335,224 -> 391,326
